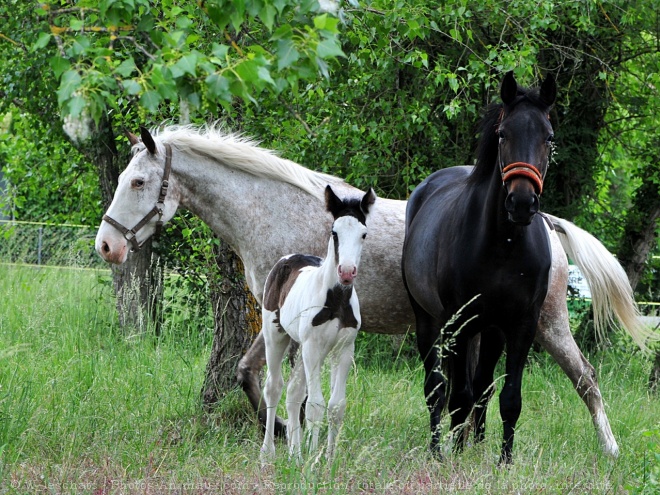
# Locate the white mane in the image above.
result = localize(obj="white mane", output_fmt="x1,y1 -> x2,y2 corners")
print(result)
153,124 -> 343,196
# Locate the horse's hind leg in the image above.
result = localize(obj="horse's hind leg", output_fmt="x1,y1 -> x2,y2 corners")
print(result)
237,332 -> 287,436
499,324 -> 536,465
536,313 -> 619,457
413,306 -> 447,458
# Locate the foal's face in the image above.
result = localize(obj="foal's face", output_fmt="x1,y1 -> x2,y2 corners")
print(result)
332,215 -> 368,286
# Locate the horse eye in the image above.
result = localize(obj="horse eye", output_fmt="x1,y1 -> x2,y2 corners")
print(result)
131,178 -> 145,189
498,131 -> 506,143
362,233 -> 367,240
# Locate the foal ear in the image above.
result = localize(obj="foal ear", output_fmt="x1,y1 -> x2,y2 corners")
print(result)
127,131 -> 140,146
540,73 -> 557,108
325,185 -> 343,218
500,71 -> 518,106
139,126 -> 157,154
360,187 -> 377,215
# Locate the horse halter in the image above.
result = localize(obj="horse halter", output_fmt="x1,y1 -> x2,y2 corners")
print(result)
102,143 -> 172,252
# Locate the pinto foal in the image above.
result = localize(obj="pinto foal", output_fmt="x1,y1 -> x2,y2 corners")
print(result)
260,185 -> 376,462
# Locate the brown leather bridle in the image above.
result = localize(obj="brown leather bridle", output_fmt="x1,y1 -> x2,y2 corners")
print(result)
102,143 -> 172,252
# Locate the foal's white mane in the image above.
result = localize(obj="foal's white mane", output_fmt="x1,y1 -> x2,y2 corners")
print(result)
152,124 -> 344,196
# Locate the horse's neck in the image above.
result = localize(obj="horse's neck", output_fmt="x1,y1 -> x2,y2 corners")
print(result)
468,167 -> 516,242
171,152 -> 330,297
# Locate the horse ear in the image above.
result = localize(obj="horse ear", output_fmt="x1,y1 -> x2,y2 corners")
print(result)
501,71 -> 518,106
140,126 -> 157,154
361,187 -> 377,215
325,185 -> 343,218
126,131 -> 140,146
540,73 -> 557,107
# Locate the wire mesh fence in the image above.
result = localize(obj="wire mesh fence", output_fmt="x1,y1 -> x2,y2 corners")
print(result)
0,220 -> 106,269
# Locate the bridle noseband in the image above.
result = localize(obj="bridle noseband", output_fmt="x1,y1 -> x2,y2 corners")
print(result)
102,143 -> 172,252
501,162 -> 544,194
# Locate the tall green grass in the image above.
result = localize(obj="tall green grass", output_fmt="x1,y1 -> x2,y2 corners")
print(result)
0,264 -> 658,493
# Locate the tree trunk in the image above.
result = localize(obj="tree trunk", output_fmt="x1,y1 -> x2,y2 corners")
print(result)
84,117 -> 164,332
618,176 -> 660,291
202,240 -> 262,406
615,155 -> 660,390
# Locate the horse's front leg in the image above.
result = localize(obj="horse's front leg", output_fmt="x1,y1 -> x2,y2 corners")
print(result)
237,332 -> 287,437
499,324 -> 536,465
285,357 -> 306,459
302,341 -> 329,454
447,334 -> 476,452
472,329 -> 505,443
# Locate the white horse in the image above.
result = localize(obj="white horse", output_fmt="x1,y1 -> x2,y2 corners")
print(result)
96,125 -> 653,458
261,185 -> 375,461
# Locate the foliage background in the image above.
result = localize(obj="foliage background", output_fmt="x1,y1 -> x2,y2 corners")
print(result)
0,1 -> 658,319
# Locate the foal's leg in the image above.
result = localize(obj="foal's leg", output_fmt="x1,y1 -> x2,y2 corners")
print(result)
261,324 -> 291,461
327,330 -> 358,459
472,329 -> 505,443
285,357 -> 307,458
302,339 -> 331,454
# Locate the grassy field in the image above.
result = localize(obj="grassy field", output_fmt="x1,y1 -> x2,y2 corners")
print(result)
0,264 -> 659,494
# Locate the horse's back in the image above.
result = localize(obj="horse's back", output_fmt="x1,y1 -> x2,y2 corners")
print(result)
263,254 -> 322,313
406,166 -> 473,231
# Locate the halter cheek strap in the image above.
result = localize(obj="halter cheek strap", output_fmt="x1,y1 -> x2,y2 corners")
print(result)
102,143 -> 172,252
501,162 -> 544,195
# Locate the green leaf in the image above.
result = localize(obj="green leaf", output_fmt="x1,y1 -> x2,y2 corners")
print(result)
275,39 -> 300,70
49,56 -> 71,79
174,53 -> 199,77
317,38 -> 345,59
67,95 -> 87,117
122,79 -> 141,95
205,73 -> 230,99
257,66 -> 275,86
57,70 -> 82,106
140,90 -> 162,112
32,32 -> 51,51
259,4 -> 277,31
115,58 -> 136,77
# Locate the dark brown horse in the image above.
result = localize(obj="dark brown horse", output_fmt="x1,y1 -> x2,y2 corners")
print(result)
402,71 -> 556,464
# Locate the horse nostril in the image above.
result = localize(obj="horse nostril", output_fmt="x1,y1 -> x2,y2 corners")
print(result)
102,241 -> 110,254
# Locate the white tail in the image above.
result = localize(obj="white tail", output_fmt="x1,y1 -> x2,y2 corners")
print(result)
547,214 -> 657,352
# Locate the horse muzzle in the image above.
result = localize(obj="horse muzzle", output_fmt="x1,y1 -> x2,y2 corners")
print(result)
338,265 -> 358,286
95,224 -> 130,264
505,190 -> 539,225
